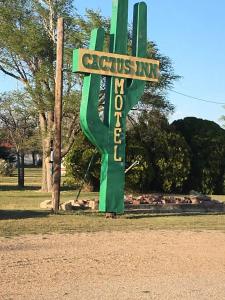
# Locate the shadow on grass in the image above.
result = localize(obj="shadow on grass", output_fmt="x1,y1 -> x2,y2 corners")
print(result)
0,185 -> 40,191
0,185 -> 77,192
0,210 -> 50,220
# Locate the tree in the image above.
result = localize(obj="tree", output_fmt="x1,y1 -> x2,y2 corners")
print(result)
172,117 -> 225,194
0,0 -> 76,190
0,1 -> 112,191
64,132 -> 101,191
0,0 -> 180,192
0,90 -> 40,187
126,111 -> 190,193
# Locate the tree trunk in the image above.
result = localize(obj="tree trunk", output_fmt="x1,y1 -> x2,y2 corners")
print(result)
17,152 -> 21,187
17,152 -> 24,188
39,112 -> 54,192
20,153 -> 24,188
41,141 -> 53,192
32,152 -> 36,166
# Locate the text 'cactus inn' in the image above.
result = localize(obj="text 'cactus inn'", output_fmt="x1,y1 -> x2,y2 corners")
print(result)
73,0 -> 159,213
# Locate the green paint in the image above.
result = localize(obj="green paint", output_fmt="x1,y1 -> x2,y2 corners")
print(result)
73,49 -> 79,72
73,0 -> 148,213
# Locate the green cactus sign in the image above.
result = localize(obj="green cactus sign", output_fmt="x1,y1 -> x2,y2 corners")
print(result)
73,0 -> 159,213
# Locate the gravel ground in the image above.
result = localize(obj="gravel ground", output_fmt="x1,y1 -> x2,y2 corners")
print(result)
1,230 -> 225,300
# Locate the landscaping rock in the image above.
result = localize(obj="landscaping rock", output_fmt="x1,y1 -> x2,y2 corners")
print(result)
190,197 -> 200,204
133,199 -> 140,206
88,200 -> 99,210
40,200 -> 52,209
60,201 -> 73,211
190,190 -> 211,202
124,192 -> 222,210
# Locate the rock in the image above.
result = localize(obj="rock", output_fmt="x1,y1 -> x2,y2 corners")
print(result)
89,200 -> 99,210
212,199 -> 220,204
61,201 -> 73,211
190,197 -> 200,204
127,194 -> 133,201
133,199 -> 140,206
190,190 -> 211,201
78,199 -> 87,207
40,200 -> 52,209
72,202 -> 82,208
124,194 -> 134,204
175,197 -> 183,204
197,195 -> 211,202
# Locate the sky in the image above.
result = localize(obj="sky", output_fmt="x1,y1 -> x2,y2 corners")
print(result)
1,0 -> 225,126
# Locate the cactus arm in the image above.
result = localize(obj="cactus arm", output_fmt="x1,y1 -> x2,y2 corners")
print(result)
125,2 -> 147,115
104,0 -> 128,127
80,28 -> 108,152
110,0 -> 128,53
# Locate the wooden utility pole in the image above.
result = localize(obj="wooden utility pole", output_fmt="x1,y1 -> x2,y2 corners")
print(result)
52,17 -> 64,213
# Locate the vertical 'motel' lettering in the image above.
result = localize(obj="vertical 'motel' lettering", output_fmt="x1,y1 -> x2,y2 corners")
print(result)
113,78 -> 125,161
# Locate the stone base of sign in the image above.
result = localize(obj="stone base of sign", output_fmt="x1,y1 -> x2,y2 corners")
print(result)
124,193 -> 222,205
123,193 -> 225,214
124,203 -> 225,214
40,195 -> 225,214
86,201 -> 225,213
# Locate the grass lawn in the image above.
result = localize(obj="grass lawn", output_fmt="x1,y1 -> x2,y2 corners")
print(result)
1,167 -> 225,237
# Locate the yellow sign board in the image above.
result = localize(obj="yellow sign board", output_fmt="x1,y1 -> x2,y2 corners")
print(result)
73,49 -> 159,82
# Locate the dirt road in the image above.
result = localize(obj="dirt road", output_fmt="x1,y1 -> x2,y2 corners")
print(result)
1,230 -> 225,299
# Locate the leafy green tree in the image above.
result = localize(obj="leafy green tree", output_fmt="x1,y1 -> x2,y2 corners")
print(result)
172,117 -> 225,194
64,132 -> 101,191
0,91 -> 40,187
0,0 -> 77,190
126,111 -> 190,193
0,0 -> 114,191
154,131 -> 190,192
0,0 -> 179,191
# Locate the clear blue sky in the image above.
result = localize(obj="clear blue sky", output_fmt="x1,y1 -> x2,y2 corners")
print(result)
1,0 -> 225,126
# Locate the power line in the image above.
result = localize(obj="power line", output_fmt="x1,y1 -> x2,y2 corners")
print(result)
168,89 -> 225,105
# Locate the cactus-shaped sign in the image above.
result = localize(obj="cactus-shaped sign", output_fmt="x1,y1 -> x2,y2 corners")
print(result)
73,0 -> 159,213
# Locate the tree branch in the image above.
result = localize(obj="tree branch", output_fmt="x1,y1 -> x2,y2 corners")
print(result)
61,127 -> 80,158
0,65 -> 26,83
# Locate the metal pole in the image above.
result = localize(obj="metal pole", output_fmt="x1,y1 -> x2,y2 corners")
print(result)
75,152 -> 96,201
125,160 -> 139,174
52,17 -> 64,213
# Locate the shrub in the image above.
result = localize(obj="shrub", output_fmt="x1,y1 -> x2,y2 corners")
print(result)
0,159 -> 15,176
